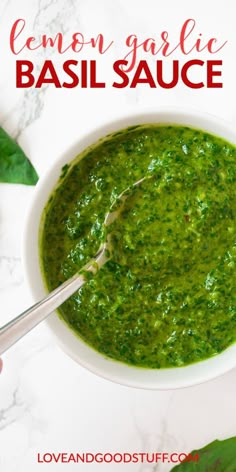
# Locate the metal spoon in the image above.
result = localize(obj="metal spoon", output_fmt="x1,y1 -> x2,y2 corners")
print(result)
0,177 -> 149,355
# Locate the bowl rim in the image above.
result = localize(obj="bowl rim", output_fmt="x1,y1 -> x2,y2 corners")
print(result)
22,106 -> 236,390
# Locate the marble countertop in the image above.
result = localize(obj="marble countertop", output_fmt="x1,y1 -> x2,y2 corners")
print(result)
0,0 -> 236,470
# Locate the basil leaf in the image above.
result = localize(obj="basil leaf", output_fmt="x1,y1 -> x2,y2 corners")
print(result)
0,127 -> 38,185
171,437 -> 236,471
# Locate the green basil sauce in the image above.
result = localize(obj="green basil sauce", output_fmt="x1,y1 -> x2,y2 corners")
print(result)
40,125 -> 236,368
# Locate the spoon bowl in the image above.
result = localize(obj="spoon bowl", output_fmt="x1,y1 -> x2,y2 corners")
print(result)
22,108 -> 236,390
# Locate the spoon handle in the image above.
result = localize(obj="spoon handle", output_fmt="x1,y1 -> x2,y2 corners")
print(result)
0,259 -> 98,356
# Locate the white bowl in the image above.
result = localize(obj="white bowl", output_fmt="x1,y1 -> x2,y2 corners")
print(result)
23,108 -> 236,390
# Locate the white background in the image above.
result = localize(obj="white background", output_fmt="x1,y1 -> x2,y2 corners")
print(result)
0,0 -> 236,471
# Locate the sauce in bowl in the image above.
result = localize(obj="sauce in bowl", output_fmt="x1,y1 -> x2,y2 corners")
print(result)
40,124 -> 236,368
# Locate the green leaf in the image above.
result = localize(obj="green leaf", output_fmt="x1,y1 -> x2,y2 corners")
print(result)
0,127 -> 38,185
171,437 -> 236,471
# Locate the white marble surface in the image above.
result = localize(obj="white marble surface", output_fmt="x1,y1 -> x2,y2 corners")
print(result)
0,0 -> 236,470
